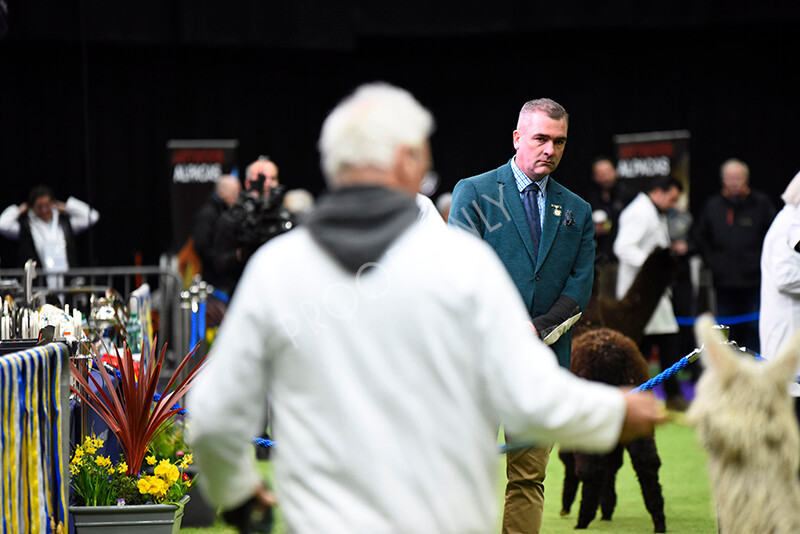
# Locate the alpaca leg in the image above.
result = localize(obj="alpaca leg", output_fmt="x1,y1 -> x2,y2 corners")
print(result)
574,452 -> 607,529
559,449 -> 579,516
627,437 -> 666,533
600,445 -> 624,521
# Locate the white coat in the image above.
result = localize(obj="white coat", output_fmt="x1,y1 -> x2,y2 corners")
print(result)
613,192 -> 678,335
188,222 -> 626,534
759,204 -> 800,396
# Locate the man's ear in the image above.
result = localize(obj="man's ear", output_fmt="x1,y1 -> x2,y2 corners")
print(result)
393,145 -> 424,195
393,145 -> 412,187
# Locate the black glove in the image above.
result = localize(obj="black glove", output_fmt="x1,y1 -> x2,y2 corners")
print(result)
221,486 -> 274,534
531,295 -> 582,345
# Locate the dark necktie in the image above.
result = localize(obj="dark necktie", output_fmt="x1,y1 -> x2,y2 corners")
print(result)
521,182 -> 541,260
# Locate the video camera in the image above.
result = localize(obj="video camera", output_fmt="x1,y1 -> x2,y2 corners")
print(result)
228,175 -> 294,255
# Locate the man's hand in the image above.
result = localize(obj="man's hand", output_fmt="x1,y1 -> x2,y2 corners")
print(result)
670,239 -> 688,256
618,389 -> 666,443
54,200 -> 67,213
18,202 -> 28,214
254,483 -> 277,509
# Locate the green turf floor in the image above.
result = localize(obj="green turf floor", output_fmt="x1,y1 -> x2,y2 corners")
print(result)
537,414 -> 717,533
181,413 -> 718,533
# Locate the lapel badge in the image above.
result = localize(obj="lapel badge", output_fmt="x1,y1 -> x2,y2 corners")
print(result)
551,204 -> 562,217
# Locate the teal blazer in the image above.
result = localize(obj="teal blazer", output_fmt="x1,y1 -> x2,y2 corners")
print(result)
448,160 -> 595,368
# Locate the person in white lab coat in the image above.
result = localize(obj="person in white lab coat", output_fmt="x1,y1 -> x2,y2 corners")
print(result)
760,169 -> 800,423
614,176 -> 689,411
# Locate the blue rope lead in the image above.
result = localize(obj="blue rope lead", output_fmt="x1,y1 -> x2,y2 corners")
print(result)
104,346 -> 708,454
632,347 -> 702,393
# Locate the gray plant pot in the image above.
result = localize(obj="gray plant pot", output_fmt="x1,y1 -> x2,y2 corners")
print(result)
69,495 -> 189,534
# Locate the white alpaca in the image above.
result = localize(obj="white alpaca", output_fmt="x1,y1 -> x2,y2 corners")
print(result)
688,314 -> 800,534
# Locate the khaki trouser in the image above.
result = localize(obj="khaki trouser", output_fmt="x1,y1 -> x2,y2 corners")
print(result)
502,444 -> 552,534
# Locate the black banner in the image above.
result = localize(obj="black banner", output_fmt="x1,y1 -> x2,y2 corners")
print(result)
167,139 -> 238,250
613,130 -> 690,211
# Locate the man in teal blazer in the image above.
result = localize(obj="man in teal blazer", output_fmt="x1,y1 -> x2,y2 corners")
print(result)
448,98 -> 594,534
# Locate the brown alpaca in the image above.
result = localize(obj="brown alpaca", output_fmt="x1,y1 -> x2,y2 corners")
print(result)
558,249 -> 676,531
560,328 -> 666,532
574,247 -> 678,344
688,315 -> 800,534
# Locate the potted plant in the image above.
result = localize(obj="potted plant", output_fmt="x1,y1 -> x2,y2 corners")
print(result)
69,340 -> 207,533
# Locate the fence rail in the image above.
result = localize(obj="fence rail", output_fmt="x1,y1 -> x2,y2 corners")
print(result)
0,266 -> 190,369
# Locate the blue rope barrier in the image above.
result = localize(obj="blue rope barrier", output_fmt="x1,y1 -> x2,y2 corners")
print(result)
198,301 -> 207,345
752,352 -> 800,383
212,289 -> 230,304
152,393 -> 188,416
252,437 -> 276,449
190,307 -> 199,349
107,366 -> 189,416
676,312 -> 759,326
99,343 -> 710,455
104,366 -> 271,448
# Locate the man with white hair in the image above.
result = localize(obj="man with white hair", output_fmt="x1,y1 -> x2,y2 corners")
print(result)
760,169 -> 800,424
187,82 -> 662,533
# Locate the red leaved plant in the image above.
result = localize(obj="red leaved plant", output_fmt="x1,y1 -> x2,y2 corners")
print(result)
70,340 -> 208,476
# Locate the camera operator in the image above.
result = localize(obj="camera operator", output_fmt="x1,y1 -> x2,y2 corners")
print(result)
212,157 -> 296,298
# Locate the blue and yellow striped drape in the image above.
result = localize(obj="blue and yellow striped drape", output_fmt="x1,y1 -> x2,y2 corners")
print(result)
0,343 -> 69,533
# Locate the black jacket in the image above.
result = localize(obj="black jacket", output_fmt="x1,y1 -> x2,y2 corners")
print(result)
192,192 -> 228,287
17,214 -> 78,269
584,180 -> 635,264
693,190 -> 776,288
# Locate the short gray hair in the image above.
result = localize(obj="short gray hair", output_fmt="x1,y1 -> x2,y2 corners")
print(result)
517,98 -> 569,129
318,82 -> 435,187
720,158 -> 750,180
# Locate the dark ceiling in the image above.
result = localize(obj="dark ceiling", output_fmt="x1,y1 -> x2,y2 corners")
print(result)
1,1 -> 799,266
